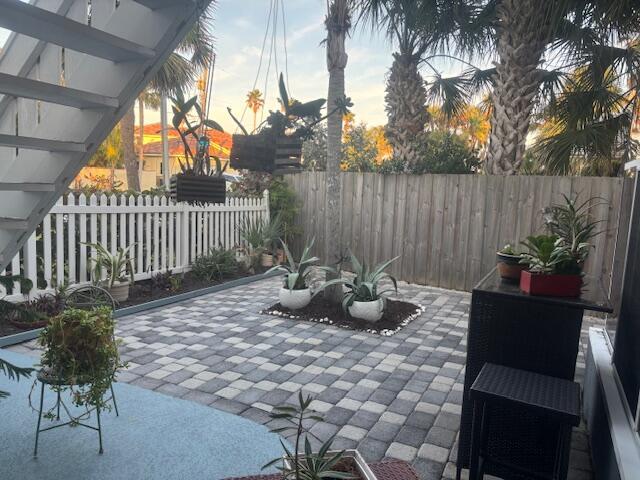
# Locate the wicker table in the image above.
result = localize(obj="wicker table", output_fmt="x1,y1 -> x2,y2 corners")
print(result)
456,268 -> 612,480
223,460 -> 420,480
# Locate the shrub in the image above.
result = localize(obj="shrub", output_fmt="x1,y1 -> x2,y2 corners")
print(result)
191,248 -> 239,282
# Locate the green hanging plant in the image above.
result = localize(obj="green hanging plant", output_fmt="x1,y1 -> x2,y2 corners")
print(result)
35,307 -> 125,413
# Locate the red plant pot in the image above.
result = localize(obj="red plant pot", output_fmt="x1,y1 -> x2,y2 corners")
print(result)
519,270 -> 582,297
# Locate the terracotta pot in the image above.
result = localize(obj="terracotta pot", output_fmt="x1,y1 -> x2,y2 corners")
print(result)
519,270 -> 582,297
261,253 -> 274,268
108,281 -> 130,303
348,298 -> 384,322
276,248 -> 285,265
496,252 -> 526,283
279,287 -> 311,310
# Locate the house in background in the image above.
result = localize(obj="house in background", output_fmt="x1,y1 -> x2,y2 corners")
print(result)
138,123 -> 236,186
73,124 -> 236,191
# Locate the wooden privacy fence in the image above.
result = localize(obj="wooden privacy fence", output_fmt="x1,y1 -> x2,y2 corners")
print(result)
287,172 -> 633,295
2,191 -> 269,298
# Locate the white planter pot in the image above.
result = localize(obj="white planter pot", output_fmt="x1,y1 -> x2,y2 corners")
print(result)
279,287 -> 312,310
108,281 -> 130,303
348,298 -> 384,322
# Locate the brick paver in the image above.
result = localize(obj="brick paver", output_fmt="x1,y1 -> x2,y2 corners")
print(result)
8,276 -> 597,480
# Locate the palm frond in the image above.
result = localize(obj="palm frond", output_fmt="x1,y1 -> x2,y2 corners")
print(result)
426,73 -> 471,119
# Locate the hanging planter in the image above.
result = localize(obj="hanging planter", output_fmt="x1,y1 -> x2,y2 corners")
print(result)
170,173 -> 226,204
169,92 -> 227,205
229,134 -> 302,173
227,73 -> 352,174
229,134 -> 274,171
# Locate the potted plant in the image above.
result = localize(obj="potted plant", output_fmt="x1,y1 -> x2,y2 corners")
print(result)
519,195 -> 603,297
317,253 -> 399,322
169,91 -> 227,205
261,214 -> 283,267
267,239 -> 319,310
519,235 -> 582,297
87,243 -> 135,302
496,244 -> 527,283
263,392 -> 373,479
37,307 -> 124,410
228,73 -> 352,173
8,290 -> 67,330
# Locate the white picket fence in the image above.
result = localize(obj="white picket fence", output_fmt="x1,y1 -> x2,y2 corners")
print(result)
2,191 -> 270,299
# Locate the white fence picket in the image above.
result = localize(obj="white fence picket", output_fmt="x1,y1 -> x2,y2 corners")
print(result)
4,192 -> 268,300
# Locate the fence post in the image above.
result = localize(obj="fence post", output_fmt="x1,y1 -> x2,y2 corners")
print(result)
180,201 -> 190,270
263,189 -> 270,222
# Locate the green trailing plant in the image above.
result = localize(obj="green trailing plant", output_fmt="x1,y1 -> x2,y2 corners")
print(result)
543,194 -> 603,267
229,73 -> 352,140
267,239 -> 320,291
191,248 -> 239,282
86,243 -> 135,288
317,253 -> 399,311
263,392 -> 356,480
36,307 -> 125,411
520,235 -> 578,275
170,90 -> 226,177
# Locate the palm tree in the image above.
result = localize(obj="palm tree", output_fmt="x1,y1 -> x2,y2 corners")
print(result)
120,5 -> 215,191
324,0 -> 351,303
245,89 -> 265,132
356,1 -> 437,168
425,0 -> 640,174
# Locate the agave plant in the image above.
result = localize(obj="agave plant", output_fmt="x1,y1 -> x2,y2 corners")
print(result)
317,253 -> 399,311
86,243 -> 135,288
267,239 -> 320,291
520,235 -> 578,275
543,194 -> 603,266
263,392 -> 356,480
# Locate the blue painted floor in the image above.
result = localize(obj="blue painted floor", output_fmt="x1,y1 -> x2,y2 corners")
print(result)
0,349 -> 284,480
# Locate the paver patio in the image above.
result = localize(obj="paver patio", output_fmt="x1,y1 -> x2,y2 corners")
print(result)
7,276 -> 596,480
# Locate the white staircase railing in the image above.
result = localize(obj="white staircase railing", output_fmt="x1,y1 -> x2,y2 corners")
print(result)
0,0 -> 212,269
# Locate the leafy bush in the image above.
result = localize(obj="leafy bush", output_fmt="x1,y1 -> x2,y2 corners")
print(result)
378,131 -> 480,174
191,248 -> 239,282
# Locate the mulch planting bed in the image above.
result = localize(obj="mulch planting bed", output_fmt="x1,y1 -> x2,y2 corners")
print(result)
0,269 -> 266,339
261,296 -> 424,336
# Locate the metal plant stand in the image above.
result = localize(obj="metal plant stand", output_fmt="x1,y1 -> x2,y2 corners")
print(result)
33,369 -> 118,456
456,268 -> 612,480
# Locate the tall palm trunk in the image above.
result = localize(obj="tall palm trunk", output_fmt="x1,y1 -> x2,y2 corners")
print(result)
120,106 -> 140,191
138,97 -> 145,184
385,51 -> 428,168
487,0 -> 548,174
324,0 -> 350,303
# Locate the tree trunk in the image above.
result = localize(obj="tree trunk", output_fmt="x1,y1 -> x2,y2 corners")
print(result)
138,97 -> 145,185
324,0 -> 349,303
385,51 -> 428,168
487,0 -> 548,174
121,106 -> 140,191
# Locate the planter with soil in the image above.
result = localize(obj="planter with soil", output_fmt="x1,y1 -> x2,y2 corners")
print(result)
496,251 -> 526,283
283,450 -> 377,480
278,287 -> 311,310
229,135 -> 303,174
170,173 -> 226,205
348,298 -> 384,322
262,295 -> 424,336
520,270 -> 582,297
108,281 -> 130,303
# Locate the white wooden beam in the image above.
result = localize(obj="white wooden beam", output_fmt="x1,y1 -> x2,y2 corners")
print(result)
0,183 -> 56,192
0,0 -> 156,62
0,72 -> 118,109
0,217 -> 28,230
0,133 -> 86,153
